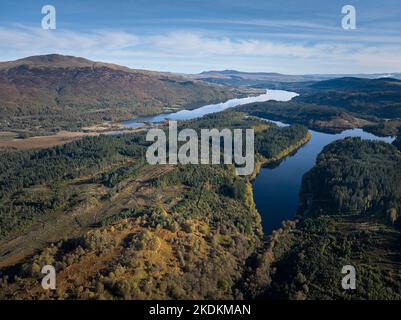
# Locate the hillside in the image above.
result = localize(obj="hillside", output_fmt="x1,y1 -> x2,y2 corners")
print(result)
244,138 -> 401,300
193,70 -> 401,89
296,77 -> 401,119
0,111 -> 311,299
235,77 -> 401,134
237,101 -> 369,134
299,138 -> 401,221
192,70 -> 327,89
310,77 -> 401,91
1,111 -> 400,300
196,70 -> 312,82
0,54 -> 247,134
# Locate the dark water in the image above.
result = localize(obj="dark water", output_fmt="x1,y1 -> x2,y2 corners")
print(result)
253,125 -> 395,234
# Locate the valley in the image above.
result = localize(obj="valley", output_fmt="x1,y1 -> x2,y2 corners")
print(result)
1,55 -> 401,300
0,110 -> 311,299
0,55 -> 256,139
250,138 -> 401,300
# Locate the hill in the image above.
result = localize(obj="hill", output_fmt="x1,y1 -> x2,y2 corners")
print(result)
193,70 -> 401,89
296,77 -> 401,119
243,138 -> 401,300
0,111 -> 311,299
0,54 -> 246,134
192,70 -> 327,88
299,138 -> 401,221
310,77 -> 401,91
236,77 -> 401,134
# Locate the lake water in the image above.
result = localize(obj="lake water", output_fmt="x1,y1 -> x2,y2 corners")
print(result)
121,89 -> 395,235
253,125 -> 395,235
121,89 -> 298,126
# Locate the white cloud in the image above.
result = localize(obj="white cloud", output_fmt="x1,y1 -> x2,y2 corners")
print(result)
0,25 -> 139,56
0,25 -> 400,74
152,31 -> 344,58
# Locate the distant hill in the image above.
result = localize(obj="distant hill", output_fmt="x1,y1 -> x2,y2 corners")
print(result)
311,77 -> 401,91
194,70 -> 322,85
192,70 -> 401,89
236,76 -> 401,134
296,77 -> 401,119
0,54 -> 245,132
199,70 -> 296,80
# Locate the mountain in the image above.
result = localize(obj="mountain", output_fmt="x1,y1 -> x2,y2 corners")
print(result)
310,77 -> 401,91
235,76 -> 401,135
0,54 -> 247,132
198,70 -> 301,80
193,70 -> 320,85
192,70 -> 401,89
296,77 -> 401,119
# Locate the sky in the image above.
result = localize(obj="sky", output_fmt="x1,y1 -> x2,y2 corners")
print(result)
0,0 -> 400,74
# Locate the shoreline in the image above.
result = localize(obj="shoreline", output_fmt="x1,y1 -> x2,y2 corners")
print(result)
249,131 -> 312,182
245,130 -> 312,241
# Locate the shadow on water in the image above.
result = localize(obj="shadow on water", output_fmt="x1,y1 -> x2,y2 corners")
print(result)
253,125 -> 395,235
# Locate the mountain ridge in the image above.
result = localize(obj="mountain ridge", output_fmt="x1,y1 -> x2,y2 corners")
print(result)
193,70 -> 401,87
0,54 -> 249,133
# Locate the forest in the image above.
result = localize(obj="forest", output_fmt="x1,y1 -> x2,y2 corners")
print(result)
251,138 -> 401,300
237,77 -> 401,135
237,101 -> 363,133
1,106 -> 400,300
298,77 -> 401,119
0,111 -> 310,299
299,138 -> 401,225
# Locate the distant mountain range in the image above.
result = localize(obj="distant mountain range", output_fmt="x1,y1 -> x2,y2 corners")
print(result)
1,55 -> 400,134
236,76 -> 401,134
192,70 -> 401,87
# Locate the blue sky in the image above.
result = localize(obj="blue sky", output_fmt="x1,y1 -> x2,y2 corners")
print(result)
0,0 -> 400,74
